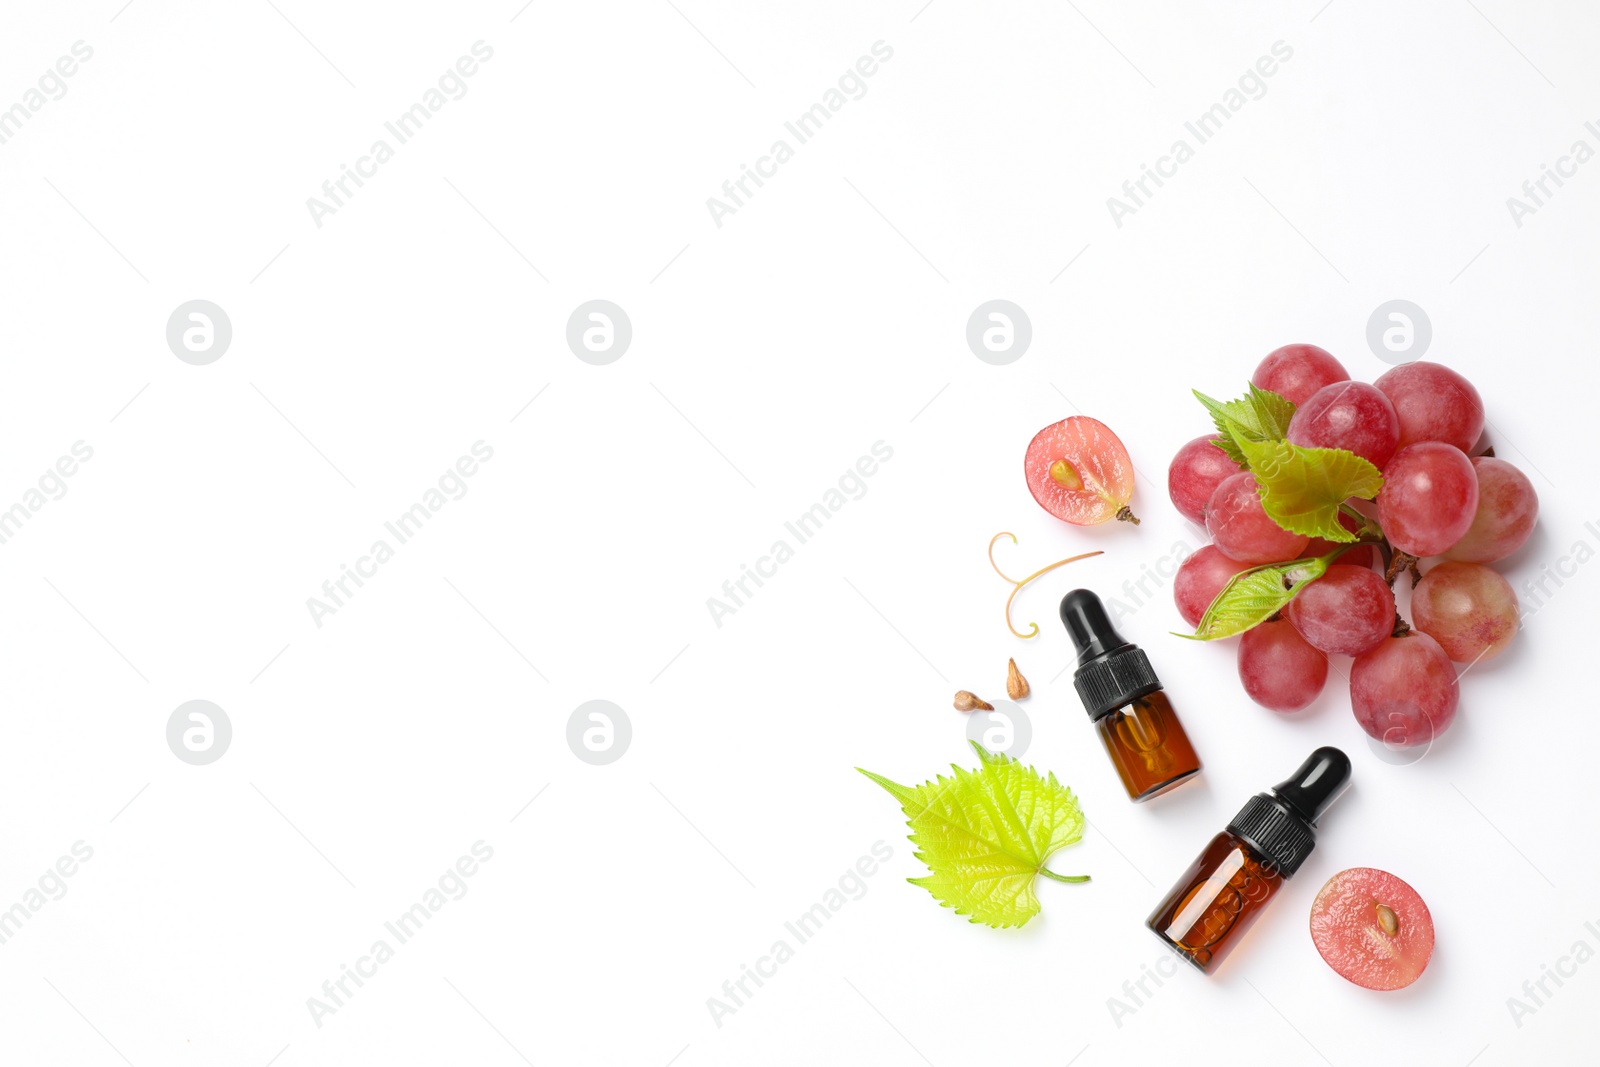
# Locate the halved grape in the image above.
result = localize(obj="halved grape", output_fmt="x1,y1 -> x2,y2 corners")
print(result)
1238,619 -> 1328,712
1205,472 -> 1309,565
1025,416 -> 1139,525
1411,561 -> 1518,663
1286,381 -> 1400,470
1285,564 -> 1395,657
1350,633 -> 1459,749
1251,344 -> 1349,406
1376,443 -> 1478,557
1311,868 -> 1434,990
1168,436 -> 1242,526
1173,545 -> 1252,627
1373,361 -> 1485,453
1444,457 -> 1538,564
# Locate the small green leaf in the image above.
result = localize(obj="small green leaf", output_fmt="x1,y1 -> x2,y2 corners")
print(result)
1181,553 -> 1337,640
1193,385 -> 1296,467
1229,429 -> 1384,541
1206,435 -> 1245,466
1206,426 -> 1248,466
857,742 -> 1087,928
1240,383 -> 1297,439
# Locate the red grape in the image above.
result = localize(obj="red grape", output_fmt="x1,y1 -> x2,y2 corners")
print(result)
1311,868 -> 1434,991
1286,381 -> 1400,469
1168,436 -> 1242,525
1285,564 -> 1395,657
1373,361 -> 1485,453
1350,633 -> 1459,749
1025,417 -> 1138,525
1205,472 -> 1310,565
1376,443 -> 1478,557
1251,344 -> 1349,406
1173,545 -> 1252,627
1444,457 -> 1538,563
1238,619 -> 1328,712
1311,543 -> 1375,569
1411,561 -> 1519,663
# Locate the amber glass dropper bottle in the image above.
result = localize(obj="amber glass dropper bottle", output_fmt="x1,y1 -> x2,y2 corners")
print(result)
1147,746 -> 1353,975
1059,589 -> 1202,802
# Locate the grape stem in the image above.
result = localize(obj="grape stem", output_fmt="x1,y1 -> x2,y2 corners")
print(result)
1338,502 -> 1385,541
1384,550 -> 1422,589
1391,613 -> 1412,639
1038,867 -> 1091,884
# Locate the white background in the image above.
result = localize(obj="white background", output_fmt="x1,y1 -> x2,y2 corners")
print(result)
1,1 -> 1597,1064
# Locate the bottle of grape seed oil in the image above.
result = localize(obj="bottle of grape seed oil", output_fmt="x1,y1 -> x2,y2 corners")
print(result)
1147,747 -> 1352,975
1058,589 -> 1202,801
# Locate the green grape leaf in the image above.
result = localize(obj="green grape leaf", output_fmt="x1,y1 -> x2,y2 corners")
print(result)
1193,385 -> 1296,466
1206,434 -> 1247,467
1180,552 -> 1337,640
1228,428 -> 1384,541
857,742 -> 1087,928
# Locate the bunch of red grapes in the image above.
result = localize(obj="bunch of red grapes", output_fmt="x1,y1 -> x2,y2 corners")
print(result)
1167,345 -> 1538,750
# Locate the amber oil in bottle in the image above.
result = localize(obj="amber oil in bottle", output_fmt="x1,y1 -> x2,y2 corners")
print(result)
1059,589 -> 1202,801
1147,746 -> 1352,974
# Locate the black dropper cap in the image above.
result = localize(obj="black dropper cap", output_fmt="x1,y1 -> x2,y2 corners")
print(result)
1059,589 -> 1162,720
1226,747 -> 1352,878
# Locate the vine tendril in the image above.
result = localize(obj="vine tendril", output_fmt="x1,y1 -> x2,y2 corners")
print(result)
988,532 -> 1103,639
